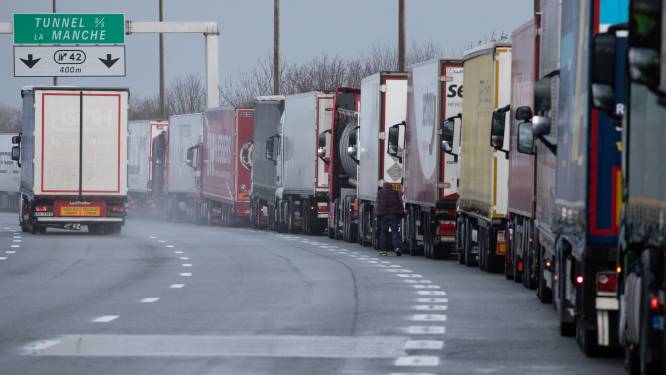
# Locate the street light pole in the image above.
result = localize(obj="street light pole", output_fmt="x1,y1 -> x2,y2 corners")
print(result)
398,0 -> 405,72
52,0 -> 57,86
159,0 -> 166,119
273,0 -> 280,95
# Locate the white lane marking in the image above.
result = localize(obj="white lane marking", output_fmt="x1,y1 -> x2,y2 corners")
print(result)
182,264 -> 192,267
412,285 -> 440,289
397,274 -> 422,278
166,245 -> 175,248
386,269 -> 412,273
158,240 -> 166,243
403,280 -> 419,284
174,251 -> 184,254
13,239 -> 22,242
413,305 -> 448,311
410,314 -> 447,322
404,340 -> 444,350
347,254 -> 358,257
10,245 -> 19,248
179,257 -> 189,260
22,339 -> 62,354
170,284 -> 185,289
394,356 -> 440,367
381,261 -> 391,264
5,251 -> 16,254
366,261 -> 378,264
387,373 -> 436,375
149,236 -> 157,239
179,273 -> 192,277
416,298 -> 448,304
388,265 -> 402,268
0,257 -> 7,260
140,297 -> 160,303
417,290 -> 447,296
92,315 -> 118,323
405,326 -> 446,335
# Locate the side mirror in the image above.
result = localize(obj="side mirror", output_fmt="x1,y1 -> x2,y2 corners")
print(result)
11,146 -> 20,162
441,119 -> 455,153
591,32 -> 617,113
240,141 -> 253,170
490,108 -> 508,150
347,125 -> 359,163
387,122 -> 403,159
265,136 -> 276,161
515,106 -> 533,122
12,134 -> 21,145
185,145 -> 199,169
628,0 -> 662,87
318,129 -> 331,161
532,115 -> 551,136
517,122 -> 535,155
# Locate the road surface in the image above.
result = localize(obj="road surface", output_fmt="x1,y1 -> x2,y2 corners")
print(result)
0,213 -> 624,374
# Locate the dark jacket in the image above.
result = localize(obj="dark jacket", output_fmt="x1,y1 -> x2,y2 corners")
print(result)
376,183 -> 405,216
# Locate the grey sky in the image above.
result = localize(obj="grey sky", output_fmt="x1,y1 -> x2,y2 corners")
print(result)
1,1 -> 533,107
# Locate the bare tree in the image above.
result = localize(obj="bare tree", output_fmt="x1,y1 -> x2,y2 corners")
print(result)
129,95 -> 162,120
0,104 -> 21,133
166,74 -> 206,115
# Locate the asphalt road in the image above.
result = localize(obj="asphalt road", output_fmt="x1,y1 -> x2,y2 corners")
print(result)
0,212 -> 625,375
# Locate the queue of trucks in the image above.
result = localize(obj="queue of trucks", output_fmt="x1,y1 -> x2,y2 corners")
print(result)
7,0 -> 665,372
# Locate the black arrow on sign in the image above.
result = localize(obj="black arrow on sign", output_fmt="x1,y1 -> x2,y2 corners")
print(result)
99,54 -> 120,68
20,54 -> 40,68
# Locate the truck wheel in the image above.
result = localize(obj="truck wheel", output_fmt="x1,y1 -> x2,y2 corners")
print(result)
88,224 -> 104,234
577,315 -> 600,357
464,219 -> 476,267
105,224 -> 122,235
457,218 -> 465,264
638,250 -> 665,374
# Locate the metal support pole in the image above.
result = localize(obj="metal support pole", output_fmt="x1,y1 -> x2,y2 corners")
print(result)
52,0 -> 58,86
398,0 -> 405,72
159,0 -> 166,119
273,0 -> 280,95
205,33 -> 220,108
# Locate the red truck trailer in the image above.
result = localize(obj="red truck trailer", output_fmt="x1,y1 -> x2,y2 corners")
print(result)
321,88 -> 361,242
505,17 -> 540,287
192,107 -> 254,225
401,59 -> 463,259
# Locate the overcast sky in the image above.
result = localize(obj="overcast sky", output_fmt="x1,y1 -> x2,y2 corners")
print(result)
0,0 -> 533,107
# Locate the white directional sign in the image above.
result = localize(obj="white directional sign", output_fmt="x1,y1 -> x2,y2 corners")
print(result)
13,45 -> 125,77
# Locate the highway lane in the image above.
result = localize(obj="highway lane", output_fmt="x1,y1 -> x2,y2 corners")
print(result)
0,213 -> 624,374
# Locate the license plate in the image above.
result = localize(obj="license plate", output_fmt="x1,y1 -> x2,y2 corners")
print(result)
60,206 -> 100,217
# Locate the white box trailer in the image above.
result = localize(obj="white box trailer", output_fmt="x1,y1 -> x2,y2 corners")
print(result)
357,72 -> 408,248
0,134 -> 20,211
273,91 -> 333,234
128,120 -> 168,197
15,87 -> 129,234
166,113 -> 203,220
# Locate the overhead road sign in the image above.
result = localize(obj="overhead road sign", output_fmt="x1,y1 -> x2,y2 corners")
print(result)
14,45 -> 125,77
13,14 -> 125,44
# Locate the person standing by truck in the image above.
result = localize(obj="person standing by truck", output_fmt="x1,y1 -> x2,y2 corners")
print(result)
376,182 -> 404,256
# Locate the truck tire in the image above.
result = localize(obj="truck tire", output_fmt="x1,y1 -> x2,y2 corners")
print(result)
577,314 -> 601,357
105,224 -> 122,235
559,253 -> 576,337
457,218 -> 465,264
88,224 -> 104,234
464,219 -> 476,267
638,250 -> 665,374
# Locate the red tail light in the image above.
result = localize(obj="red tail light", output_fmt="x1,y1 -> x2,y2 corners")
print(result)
110,206 -> 125,213
576,275 -> 585,285
35,206 -> 49,212
436,222 -> 456,236
596,272 -> 617,293
650,295 -> 659,312
517,261 -> 523,272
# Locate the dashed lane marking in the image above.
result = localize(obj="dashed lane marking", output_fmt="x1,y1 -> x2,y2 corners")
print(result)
5,251 -> 16,254
416,298 -> 448,304
416,291 -> 446,296
92,315 -> 118,323
140,298 -> 160,303
13,239 -> 21,242
0,257 -> 7,260
182,264 -> 192,267
394,356 -> 440,367
403,340 -> 444,350
397,274 -> 422,278
413,305 -> 448,311
410,314 -> 447,322
10,245 -> 19,248
412,285 -> 440,289
169,284 -> 185,289
158,240 -> 166,243
179,273 -> 192,277
174,251 -> 184,254
149,236 -> 157,239
166,245 -> 174,248
405,326 -> 446,335
179,257 -> 189,260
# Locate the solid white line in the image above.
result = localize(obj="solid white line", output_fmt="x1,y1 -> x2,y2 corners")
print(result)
170,284 -> 185,289
413,305 -> 448,311
394,356 -> 440,367
417,291 -> 447,296
180,273 -> 192,277
416,298 -> 448,304
92,315 -> 118,323
179,257 -> 189,260
410,314 -> 447,322
405,326 -> 446,335
140,297 -> 160,303
182,264 -> 192,267
404,340 -> 444,350
5,251 -> 16,254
